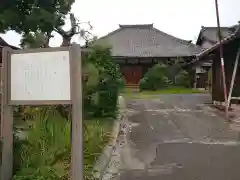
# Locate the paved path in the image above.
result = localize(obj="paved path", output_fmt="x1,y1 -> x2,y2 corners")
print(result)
104,94 -> 240,180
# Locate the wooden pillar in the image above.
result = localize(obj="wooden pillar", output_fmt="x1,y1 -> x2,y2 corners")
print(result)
0,47 -> 13,180
70,44 -> 83,180
212,55 -> 217,102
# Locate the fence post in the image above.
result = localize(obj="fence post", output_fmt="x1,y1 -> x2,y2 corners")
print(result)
70,44 -> 83,180
0,47 -> 13,180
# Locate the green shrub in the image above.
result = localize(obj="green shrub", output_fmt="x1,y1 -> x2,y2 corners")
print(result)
175,70 -> 191,88
55,45 -> 121,119
139,64 -> 169,91
83,45 -> 121,118
139,78 -> 148,90
165,63 -> 181,85
116,65 -> 125,90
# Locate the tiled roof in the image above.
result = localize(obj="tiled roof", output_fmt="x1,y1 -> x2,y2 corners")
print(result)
94,24 -> 203,57
190,24 -> 240,64
196,26 -> 235,46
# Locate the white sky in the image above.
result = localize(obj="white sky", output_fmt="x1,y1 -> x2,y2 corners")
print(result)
1,0 -> 240,47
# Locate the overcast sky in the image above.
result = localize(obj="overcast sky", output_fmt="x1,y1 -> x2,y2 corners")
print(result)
1,0 -> 240,47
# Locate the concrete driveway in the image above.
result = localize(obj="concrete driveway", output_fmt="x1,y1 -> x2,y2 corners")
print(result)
104,94 -> 240,180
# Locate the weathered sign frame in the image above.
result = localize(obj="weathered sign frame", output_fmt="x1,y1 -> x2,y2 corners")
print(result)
0,44 -> 83,180
7,46 -> 71,105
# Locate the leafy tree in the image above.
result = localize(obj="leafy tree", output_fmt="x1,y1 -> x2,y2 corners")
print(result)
0,0 -> 73,33
0,0 -> 93,47
20,31 -> 52,48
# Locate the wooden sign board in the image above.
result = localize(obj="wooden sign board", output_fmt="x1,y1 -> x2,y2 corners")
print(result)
10,51 -> 71,103
6,47 -> 72,105
0,45 -> 83,180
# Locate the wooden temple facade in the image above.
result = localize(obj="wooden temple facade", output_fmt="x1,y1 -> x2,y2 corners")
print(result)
115,57 -> 193,86
93,24 -> 203,86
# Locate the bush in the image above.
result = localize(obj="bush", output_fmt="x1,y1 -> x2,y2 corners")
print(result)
116,65 -> 125,90
139,78 -> 148,90
175,70 -> 191,88
83,45 -> 122,118
139,64 -> 169,91
55,45 -> 122,119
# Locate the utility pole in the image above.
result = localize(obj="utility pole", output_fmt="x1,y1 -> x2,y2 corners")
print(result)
215,0 -> 229,119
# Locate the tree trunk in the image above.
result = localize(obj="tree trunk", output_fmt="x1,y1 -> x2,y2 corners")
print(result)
61,36 -> 71,47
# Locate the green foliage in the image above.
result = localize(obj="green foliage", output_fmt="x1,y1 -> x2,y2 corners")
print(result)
164,57 -> 187,85
42,46 -> 121,120
84,119 -> 113,179
13,109 -> 71,180
175,70 -> 191,88
20,31 -> 50,48
165,64 -> 181,84
139,59 -> 191,91
13,108 -> 113,180
139,64 -> 169,91
0,0 -> 74,34
83,45 -> 122,117
116,65 -> 125,90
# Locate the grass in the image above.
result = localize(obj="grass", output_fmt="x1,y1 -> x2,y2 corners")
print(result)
13,108 -> 114,180
84,118 -> 114,179
123,86 -> 207,99
13,109 -> 71,180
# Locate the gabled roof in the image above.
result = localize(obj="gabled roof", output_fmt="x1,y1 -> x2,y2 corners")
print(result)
93,24 -> 203,57
189,24 -> 240,65
197,25 -> 240,59
196,26 -> 236,46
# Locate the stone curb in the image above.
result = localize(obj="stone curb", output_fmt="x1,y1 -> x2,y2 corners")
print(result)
93,96 -> 125,179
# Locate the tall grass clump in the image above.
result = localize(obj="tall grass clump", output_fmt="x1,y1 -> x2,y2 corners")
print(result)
13,107 -> 71,180
83,119 -> 113,179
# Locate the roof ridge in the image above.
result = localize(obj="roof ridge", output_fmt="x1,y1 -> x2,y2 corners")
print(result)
94,24 -> 154,43
92,27 -> 123,42
119,24 -> 153,28
202,26 -> 229,29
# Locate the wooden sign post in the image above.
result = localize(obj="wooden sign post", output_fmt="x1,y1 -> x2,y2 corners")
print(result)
0,44 -> 83,180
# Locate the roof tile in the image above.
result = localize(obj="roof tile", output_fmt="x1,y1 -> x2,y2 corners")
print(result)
94,24 -> 203,57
